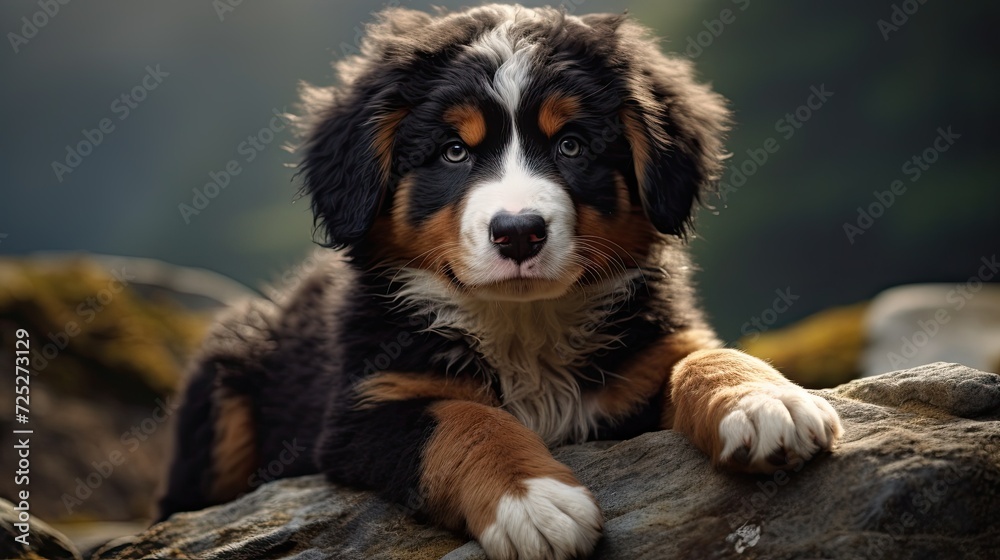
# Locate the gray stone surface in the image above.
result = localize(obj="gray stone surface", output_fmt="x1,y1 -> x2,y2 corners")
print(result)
862,283 -> 1000,377
1,498 -> 81,560
85,363 -> 1000,559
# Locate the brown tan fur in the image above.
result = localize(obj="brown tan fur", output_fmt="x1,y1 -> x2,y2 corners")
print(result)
593,328 -> 721,427
370,177 -> 468,278
575,174 -> 659,280
355,371 -> 498,409
162,12 -> 843,553
420,400 -> 591,536
372,109 -> 409,181
209,392 -> 257,501
670,348 -> 798,472
444,105 -> 488,147
620,108 -> 652,189
538,94 -> 581,138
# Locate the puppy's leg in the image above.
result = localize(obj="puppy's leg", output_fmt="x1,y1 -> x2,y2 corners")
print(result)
157,362 -> 257,521
157,359 -> 219,521
669,348 -> 842,473
317,380 -> 602,560
424,401 -> 603,560
158,299 -> 279,521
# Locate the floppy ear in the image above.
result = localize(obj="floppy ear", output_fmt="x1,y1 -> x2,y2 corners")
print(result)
297,82 -> 408,249
594,16 -> 731,237
296,7 -> 440,248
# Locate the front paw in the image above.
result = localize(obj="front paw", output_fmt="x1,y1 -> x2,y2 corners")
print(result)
477,477 -> 603,560
717,384 -> 842,473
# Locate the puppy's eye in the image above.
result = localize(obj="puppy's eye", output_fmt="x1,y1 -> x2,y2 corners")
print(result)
442,142 -> 469,163
558,136 -> 583,158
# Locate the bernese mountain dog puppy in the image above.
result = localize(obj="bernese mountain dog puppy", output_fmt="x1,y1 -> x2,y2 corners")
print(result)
159,5 -> 842,559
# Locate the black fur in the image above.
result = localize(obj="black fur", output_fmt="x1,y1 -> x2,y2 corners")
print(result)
576,13 -> 731,237
160,4 -> 730,529
299,84 -> 397,248
298,6 -> 728,248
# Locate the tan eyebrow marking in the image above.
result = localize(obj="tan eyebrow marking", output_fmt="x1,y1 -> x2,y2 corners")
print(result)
444,104 -> 487,147
539,94 -> 581,138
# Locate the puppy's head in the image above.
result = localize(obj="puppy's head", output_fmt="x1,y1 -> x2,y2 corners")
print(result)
298,5 -> 729,301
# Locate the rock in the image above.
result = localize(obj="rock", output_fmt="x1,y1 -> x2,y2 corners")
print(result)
0,254 -> 235,403
1,498 -> 82,560
0,255 -> 234,525
740,282 -> 1000,387
862,283 -> 1000,377
89,363 -> 1000,559
54,521 -> 150,559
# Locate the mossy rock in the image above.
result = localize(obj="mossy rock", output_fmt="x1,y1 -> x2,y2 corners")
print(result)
0,256 -> 213,402
0,255 -> 244,524
1,498 -> 81,560
740,302 -> 868,388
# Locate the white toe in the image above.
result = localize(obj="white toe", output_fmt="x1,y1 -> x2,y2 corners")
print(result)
479,477 -> 602,560
718,385 -> 841,470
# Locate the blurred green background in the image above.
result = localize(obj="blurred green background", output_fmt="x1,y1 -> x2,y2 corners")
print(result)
2,0 -> 997,341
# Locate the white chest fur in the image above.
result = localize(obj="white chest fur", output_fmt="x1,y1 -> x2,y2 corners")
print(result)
393,270 -> 637,445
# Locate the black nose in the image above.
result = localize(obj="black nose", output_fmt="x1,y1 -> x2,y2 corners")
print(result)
489,212 -> 547,263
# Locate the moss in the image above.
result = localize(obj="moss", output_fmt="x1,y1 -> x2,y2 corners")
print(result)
739,302 -> 868,388
0,257 -> 211,402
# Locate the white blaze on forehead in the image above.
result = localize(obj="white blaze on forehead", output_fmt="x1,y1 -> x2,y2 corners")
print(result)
469,22 -> 535,116
492,47 -> 533,116
458,19 -> 577,289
